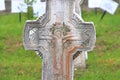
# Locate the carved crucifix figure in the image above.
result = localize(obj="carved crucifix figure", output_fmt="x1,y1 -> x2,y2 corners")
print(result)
23,0 -> 96,80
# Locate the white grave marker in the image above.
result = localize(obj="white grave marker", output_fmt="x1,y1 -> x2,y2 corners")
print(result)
32,1 -> 46,17
100,0 -> 119,15
88,0 -> 119,15
88,0 -> 102,8
11,0 -> 27,13
0,0 -> 5,11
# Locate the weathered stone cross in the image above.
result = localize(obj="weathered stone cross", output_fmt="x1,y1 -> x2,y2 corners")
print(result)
23,0 -> 96,80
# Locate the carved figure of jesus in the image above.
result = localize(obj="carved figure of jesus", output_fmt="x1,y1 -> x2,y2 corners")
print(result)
23,0 -> 96,80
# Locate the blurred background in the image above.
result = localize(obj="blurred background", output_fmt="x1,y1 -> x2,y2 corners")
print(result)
0,0 -> 120,80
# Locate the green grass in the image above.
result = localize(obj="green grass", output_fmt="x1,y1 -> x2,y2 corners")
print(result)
0,7 -> 120,80
0,13 -> 42,80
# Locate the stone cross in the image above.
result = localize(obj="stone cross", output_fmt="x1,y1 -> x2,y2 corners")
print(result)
23,0 -> 96,80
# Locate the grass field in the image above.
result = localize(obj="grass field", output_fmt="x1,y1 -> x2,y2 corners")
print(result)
0,7 -> 120,80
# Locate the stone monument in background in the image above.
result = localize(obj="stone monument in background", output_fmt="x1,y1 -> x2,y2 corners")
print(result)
23,0 -> 96,80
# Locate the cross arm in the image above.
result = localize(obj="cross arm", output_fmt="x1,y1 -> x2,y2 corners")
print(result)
75,22 -> 96,51
23,20 -> 40,50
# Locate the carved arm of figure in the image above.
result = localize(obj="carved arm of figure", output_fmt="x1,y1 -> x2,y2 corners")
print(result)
63,32 -> 79,43
62,32 -> 87,80
65,45 -> 80,80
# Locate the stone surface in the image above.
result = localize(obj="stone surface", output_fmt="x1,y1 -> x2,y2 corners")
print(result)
23,0 -> 96,80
